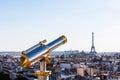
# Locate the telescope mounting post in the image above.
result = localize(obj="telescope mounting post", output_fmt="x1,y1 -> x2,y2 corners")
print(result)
35,40 -> 51,80
35,54 -> 51,80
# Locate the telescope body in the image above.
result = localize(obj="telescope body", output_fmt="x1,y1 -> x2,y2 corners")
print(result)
20,35 -> 67,69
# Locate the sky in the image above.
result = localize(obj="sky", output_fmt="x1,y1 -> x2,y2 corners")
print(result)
0,0 -> 120,52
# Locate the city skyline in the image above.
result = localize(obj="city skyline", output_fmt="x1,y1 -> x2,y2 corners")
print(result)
0,0 -> 120,52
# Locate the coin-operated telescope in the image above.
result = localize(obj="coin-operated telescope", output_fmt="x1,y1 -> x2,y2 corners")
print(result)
20,35 -> 67,80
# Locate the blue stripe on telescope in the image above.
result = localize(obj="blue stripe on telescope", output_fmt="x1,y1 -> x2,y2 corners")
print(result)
20,35 -> 67,68
26,45 -> 48,62
47,36 -> 65,51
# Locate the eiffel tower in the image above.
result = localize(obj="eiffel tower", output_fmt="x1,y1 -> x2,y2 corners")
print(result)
90,32 -> 96,54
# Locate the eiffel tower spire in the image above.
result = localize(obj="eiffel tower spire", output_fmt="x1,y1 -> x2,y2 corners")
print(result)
90,32 -> 96,54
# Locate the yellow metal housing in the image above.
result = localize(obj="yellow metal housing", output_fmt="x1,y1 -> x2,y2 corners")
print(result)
35,71 -> 51,76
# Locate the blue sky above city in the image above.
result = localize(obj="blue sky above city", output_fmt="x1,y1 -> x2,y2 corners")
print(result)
0,0 -> 120,52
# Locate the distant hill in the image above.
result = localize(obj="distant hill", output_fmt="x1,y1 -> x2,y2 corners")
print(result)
51,51 -> 64,55
0,51 -> 119,56
0,51 -> 21,55
0,51 -> 64,56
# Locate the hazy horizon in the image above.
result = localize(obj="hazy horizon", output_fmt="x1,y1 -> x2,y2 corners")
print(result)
0,0 -> 120,52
